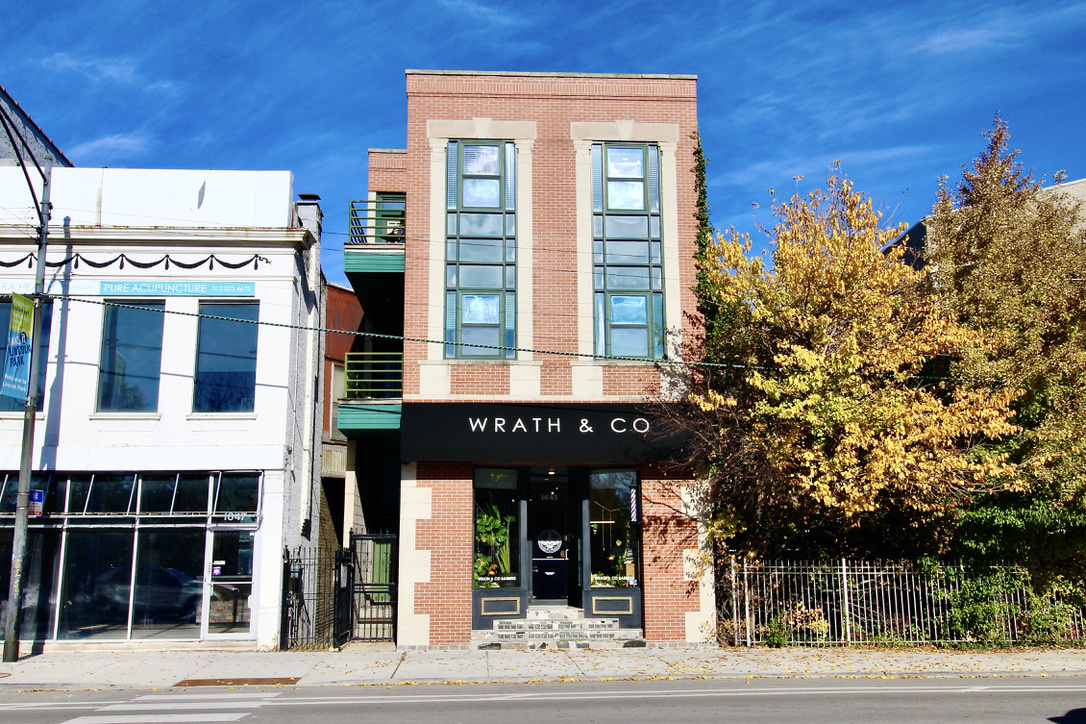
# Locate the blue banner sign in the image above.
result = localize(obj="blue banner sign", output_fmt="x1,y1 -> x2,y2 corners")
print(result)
1,293 -> 34,400
98,281 -> 255,296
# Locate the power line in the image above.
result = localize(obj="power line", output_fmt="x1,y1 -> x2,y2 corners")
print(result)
42,293 -> 1000,381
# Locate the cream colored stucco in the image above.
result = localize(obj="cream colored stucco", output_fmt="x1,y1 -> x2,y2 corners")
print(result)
570,358 -> 603,397
508,360 -> 543,396
396,463 -> 432,648
680,483 -> 717,644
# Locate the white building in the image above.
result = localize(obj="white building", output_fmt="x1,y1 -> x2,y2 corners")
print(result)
0,167 -> 323,649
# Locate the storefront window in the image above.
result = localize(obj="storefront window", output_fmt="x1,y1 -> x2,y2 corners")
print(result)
589,469 -> 640,588
0,529 -> 58,640
3,470 -> 260,643
86,473 -> 136,514
214,472 -> 259,514
173,474 -> 211,514
58,529 -> 134,639
474,468 -> 520,588
138,474 -> 177,514
131,528 -> 204,640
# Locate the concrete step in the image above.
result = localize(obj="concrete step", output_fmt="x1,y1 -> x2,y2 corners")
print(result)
525,605 -> 584,620
473,613 -> 644,650
493,618 -> 621,632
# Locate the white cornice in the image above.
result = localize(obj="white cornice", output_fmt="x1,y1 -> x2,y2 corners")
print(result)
0,225 -> 314,250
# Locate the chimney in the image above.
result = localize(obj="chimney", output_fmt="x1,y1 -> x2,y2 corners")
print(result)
295,192 -> 323,240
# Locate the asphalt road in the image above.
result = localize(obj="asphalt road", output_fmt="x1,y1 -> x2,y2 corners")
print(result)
3,677 -> 1086,724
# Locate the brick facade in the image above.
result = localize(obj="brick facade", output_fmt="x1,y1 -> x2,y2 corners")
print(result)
360,71 -> 712,648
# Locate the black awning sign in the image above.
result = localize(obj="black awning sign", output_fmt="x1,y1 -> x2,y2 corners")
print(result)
400,402 -> 686,463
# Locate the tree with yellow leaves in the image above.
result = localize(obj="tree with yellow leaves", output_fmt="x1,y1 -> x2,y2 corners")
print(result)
927,118 -> 1086,582
686,164 -> 1019,557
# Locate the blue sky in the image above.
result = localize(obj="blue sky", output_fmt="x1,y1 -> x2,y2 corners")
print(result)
4,1 -> 1085,284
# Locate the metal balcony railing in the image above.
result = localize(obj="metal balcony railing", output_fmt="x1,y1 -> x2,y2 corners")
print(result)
348,195 -> 405,245
344,351 -> 403,399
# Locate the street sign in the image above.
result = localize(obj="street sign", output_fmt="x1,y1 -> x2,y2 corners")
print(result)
29,489 -> 43,517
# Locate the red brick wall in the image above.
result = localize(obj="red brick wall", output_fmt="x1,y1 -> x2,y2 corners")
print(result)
640,464 -> 700,642
400,72 -> 700,399
414,462 -> 473,645
394,73 -> 704,646
368,150 -> 407,194
449,365 -> 510,395
602,366 -> 663,397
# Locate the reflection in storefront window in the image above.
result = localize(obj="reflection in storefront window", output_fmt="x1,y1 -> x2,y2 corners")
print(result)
474,468 -> 519,588
3,469 -> 260,642
215,472 -> 259,514
131,529 -> 204,640
589,469 -> 640,588
58,529 -> 134,639
173,474 -> 211,513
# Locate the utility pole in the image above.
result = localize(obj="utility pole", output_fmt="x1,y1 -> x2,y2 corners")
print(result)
2,157 -> 51,663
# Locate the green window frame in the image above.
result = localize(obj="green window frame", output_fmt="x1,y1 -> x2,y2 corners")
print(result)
445,140 -> 516,358
375,192 -> 405,243
591,143 -> 665,359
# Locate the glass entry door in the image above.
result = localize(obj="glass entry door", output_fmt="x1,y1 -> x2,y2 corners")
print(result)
528,468 -> 578,603
204,529 -> 254,637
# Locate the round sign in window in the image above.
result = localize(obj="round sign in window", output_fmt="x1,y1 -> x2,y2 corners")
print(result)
537,529 -> 563,555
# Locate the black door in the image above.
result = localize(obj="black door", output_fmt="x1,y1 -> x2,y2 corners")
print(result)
528,469 -> 570,602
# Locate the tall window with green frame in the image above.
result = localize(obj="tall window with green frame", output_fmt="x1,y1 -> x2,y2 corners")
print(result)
592,143 -> 664,359
445,140 -> 516,358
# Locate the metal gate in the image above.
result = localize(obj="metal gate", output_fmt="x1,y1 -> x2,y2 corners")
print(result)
350,533 -> 397,641
280,546 -> 354,650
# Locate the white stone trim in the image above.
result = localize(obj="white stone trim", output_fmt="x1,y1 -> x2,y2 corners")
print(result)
396,462 -> 432,648
423,119 -> 538,377
418,358 -> 452,397
508,360 -> 543,396
570,358 -> 603,397
680,483 -> 716,644
426,138 -> 447,362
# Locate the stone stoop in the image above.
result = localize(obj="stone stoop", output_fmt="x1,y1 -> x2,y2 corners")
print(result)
472,606 -> 645,650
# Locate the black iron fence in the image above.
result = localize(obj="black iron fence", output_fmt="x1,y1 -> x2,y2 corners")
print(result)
280,546 -> 354,650
351,533 -> 397,641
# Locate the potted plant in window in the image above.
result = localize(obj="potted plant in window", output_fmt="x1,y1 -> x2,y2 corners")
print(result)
474,494 -> 515,587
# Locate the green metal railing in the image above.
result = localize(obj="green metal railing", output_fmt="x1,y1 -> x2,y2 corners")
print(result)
344,351 -> 403,398
348,195 -> 406,245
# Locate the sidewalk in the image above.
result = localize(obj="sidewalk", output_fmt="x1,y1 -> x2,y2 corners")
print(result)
2,644 -> 1085,691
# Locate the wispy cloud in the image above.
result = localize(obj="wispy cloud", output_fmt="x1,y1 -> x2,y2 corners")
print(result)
67,132 -> 153,162
40,52 -> 178,94
436,0 -> 527,27
714,145 -> 938,196
42,52 -> 139,83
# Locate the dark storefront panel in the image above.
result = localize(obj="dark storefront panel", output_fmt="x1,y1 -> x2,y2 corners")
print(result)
59,529 -> 135,640
401,402 -> 688,462
2,470 -> 261,643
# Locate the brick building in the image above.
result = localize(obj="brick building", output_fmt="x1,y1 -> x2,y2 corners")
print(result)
340,70 -> 714,648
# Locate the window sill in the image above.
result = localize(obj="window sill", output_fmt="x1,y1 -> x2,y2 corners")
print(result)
88,412 -> 163,421
571,358 -> 664,367
0,412 -> 45,420
186,412 -> 258,421
434,359 -> 542,366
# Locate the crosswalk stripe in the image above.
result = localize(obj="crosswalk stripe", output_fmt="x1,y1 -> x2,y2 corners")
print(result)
132,693 -> 276,701
63,715 -> 249,724
99,701 -> 265,711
